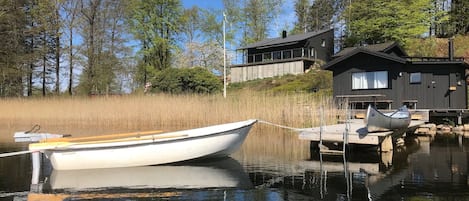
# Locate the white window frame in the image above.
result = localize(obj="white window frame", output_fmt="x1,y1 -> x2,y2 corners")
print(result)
352,71 -> 388,90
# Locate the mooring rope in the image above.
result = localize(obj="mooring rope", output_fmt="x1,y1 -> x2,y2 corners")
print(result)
0,150 -> 36,158
257,119 -> 307,132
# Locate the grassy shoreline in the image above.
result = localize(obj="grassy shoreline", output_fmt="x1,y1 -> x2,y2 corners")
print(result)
0,92 -> 342,135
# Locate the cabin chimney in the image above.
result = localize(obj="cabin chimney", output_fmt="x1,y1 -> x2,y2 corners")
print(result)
282,30 -> 287,38
448,37 -> 454,61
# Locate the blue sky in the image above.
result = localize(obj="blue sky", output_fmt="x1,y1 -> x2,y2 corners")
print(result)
182,0 -> 224,10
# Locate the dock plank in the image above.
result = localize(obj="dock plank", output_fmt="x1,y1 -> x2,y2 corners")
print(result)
299,120 -> 425,145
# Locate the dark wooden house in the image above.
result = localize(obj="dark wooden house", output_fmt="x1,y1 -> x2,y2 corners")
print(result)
322,41 -> 469,110
231,29 -> 334,83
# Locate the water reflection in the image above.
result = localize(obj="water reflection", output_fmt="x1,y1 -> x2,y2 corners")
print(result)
46,157 -> 252,191
391,135 -> 469,200
232,134 -> 422,201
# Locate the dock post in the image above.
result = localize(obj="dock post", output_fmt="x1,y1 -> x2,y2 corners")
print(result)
30,151 -> 42,192
320,106 -> 324,147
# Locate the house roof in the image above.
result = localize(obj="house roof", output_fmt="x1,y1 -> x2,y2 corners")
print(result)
332,41 -> 407,58
322,47 -> 407,70
238,29 -> 333,50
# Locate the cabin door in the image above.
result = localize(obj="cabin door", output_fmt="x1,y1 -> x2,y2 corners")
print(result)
431,74 -> 450,109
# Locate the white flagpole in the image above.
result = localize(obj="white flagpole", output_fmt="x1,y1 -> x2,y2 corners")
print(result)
223,12 -> 227,98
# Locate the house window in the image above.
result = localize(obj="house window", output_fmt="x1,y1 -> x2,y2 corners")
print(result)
292,48 -> 302,58
273,51 -> 281,60
352,71 -> 388,89
283,50 -> 291,59
321,39 -> 326,47
310,48 -> 315,57
410,72 -> 421,84
263,52 -> 272,61
254,54 -> 262,62
247,55 -> 253,63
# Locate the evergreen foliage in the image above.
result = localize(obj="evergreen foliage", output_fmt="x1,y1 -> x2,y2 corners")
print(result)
449,0 -> 469,35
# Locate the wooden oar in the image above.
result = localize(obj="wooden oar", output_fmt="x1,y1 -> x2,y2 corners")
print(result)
30,133 -> 188,150
41,130 -> 165,143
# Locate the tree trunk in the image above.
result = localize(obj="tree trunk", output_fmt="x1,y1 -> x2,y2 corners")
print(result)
55,3 -> 60,95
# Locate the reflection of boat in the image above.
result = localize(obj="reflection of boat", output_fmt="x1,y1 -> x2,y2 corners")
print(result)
47,157 -> 253,190
29,119 -> 257,170
366,105 -> 411,132
24,158 -> 252,201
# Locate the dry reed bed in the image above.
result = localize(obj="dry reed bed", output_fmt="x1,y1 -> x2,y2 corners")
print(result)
0,92 -> 342,134
235,126 -> 311,162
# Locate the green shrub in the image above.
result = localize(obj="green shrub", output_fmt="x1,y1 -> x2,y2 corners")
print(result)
150,67 -> 222,94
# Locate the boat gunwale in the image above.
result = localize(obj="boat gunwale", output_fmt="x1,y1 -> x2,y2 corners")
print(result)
37,120 -> 258,152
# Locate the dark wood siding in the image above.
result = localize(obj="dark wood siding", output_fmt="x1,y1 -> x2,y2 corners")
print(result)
332,53 -> 404,105
245,29 -> 334,63
331,53 -> 468,109
402,64 -> 467,109
304,30 -> 334,62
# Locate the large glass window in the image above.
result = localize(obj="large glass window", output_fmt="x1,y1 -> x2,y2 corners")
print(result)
254,54 -> 262,62
247,55 -> 253,63
282,50 -> 291,59
292,48 -> 302,58
263,52 -> 272,61
273,51 -> 281,60
352,71 -> 388,89
410,72 -> 421,84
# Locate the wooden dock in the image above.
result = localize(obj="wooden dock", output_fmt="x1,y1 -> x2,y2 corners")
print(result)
299,119 -> 425,152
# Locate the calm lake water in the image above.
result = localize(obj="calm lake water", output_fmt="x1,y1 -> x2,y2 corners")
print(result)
1,125 -> 469,201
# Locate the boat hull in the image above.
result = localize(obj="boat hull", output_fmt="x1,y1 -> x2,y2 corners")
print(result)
38,119 -> 257,170
366,105 -> 411,133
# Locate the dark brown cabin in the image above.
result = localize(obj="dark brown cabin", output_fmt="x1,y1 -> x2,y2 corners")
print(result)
231,29 -> 334,83
323,41 -> 469,110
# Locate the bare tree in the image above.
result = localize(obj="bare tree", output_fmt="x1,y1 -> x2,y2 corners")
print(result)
61,0 -> 81,95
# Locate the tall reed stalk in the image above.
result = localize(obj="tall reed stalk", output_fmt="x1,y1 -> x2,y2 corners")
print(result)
0,92 -> 342,134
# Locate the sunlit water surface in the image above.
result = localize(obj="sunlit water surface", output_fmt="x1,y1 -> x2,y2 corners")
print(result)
1,125 -> 469,201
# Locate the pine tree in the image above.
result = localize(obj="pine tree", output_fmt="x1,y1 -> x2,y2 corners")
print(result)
450,0 -> 469,35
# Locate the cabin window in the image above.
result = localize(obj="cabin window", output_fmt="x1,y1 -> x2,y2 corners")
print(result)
263,52 -> 272,61
310,48 -> 315,57
273,51 -> 282,60
293,48 -> 302,58
410,72 -> 421,84
352,71 -> 388,89
247,55 -> 253,63
254,54 -> 262,62
321,39 -> 326,47
283,50 -> 291,59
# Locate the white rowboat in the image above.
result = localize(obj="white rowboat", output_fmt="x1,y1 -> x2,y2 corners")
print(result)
29,119 -> 257,170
